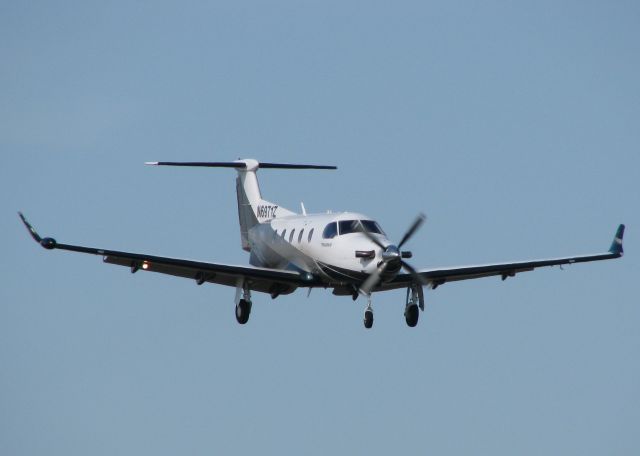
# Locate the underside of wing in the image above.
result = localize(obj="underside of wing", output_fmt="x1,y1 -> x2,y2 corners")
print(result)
102,253 -> 313,295
18,213 -> 318,295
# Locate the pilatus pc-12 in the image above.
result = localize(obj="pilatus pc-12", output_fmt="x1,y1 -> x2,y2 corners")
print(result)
20,159 -> 625,328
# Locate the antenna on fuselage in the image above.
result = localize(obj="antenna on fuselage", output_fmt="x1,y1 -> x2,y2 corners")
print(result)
300,202 -> 307,216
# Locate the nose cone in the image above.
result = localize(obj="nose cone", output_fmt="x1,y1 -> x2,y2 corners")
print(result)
381,245 -> 400,262
381,245 -> 402,278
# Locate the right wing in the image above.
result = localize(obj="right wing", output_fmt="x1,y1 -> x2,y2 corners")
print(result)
385,224 -> 625,290
18,213 -> 318,295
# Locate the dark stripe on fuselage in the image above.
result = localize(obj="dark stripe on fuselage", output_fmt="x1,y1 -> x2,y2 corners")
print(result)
317,261 -> 369,284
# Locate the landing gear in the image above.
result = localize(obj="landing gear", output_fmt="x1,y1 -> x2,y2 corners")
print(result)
363,303 -> 374,329
404,304 -> 419,327
235,298 -> 252,324
235,280 -> 252,325
404,283 -> 424,327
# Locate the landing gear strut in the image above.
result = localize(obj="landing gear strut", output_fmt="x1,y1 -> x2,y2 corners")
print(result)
404,283 -> 424,327
235,280 -> 252,324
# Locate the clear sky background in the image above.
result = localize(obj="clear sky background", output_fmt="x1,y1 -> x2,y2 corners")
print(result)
2,1 -> 639,454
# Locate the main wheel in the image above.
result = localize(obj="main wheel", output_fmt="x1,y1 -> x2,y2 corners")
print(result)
364,309 -> 374,329
235,299 -> 252,324
404,304 -> 419,327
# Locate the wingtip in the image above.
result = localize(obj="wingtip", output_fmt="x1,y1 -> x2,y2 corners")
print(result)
144,161 -> 159,166
609,224 -> 625,256
18,212 -> 57,249
18,211 -> 42,243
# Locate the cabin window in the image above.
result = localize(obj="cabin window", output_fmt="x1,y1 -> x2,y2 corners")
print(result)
298,229 -> 304,243
322,222 -> 337,239
289,229 -> 295,242
281,229 -> 286,239
308,228 -> 314,242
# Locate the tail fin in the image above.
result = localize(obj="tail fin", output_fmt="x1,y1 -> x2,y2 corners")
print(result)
146,159 -> 337,251
234,160 -> 295,251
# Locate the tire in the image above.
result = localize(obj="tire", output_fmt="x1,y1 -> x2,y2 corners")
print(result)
364,309 -> 374,329
404,304 -> 419,327
235,299 -> 252,324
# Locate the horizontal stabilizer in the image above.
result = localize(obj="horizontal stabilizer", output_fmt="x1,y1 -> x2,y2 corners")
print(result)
145,161 -> 336,170
259,163 -> 337,170
146,161 -> 246,168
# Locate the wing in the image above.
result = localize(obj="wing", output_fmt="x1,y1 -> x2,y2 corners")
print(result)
384,224 -> 625,291
18,213 -> 318,295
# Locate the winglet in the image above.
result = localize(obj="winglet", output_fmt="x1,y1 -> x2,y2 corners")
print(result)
608,224 -> 625,256
18,212 -> 57,249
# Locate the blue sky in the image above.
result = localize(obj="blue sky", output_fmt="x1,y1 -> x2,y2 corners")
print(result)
2,1 -> 639,454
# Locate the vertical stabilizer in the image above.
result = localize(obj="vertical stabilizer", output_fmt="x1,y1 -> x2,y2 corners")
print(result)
235,175 -> 257,251
234,159 -> 295,251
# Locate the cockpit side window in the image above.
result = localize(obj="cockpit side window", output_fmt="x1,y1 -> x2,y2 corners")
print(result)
338,220 -> 360,235
322,222 -> 338,239
360,220 -> 384,235
338,220 -> 385,236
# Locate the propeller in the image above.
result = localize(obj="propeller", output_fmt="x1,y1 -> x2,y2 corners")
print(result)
359,214 -> 427,295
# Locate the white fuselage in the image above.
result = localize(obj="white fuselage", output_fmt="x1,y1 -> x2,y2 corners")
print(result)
247,212 -> 390,285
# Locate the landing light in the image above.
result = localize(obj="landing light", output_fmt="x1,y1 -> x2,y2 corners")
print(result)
142,261 -> 149,270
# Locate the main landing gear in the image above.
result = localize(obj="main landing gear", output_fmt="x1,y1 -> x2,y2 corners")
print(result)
235,280 -> 252,325
235,298 -> 252,324
363,299 -> 374,329
404,283 -> 424,327
362,284 -> 424,328
404,303 -> 419,327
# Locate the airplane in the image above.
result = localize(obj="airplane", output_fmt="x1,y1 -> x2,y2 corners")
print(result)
19,159 -> 625,329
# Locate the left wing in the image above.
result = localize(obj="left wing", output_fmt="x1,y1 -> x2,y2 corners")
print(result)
385,224 -> 625,290
19,213 -> 318,295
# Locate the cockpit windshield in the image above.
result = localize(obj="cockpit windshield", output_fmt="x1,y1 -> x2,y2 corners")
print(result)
338,220 -> 385,236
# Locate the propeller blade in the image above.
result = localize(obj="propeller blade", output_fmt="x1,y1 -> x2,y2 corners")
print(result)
401,260 -> 428,286
360,262 -> 388,295
357,221 -> 386,250
398,213 -> 426,249
358,214 -> 427,296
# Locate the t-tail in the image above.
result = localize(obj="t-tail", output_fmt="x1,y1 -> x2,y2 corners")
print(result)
145,159 -> 337,251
